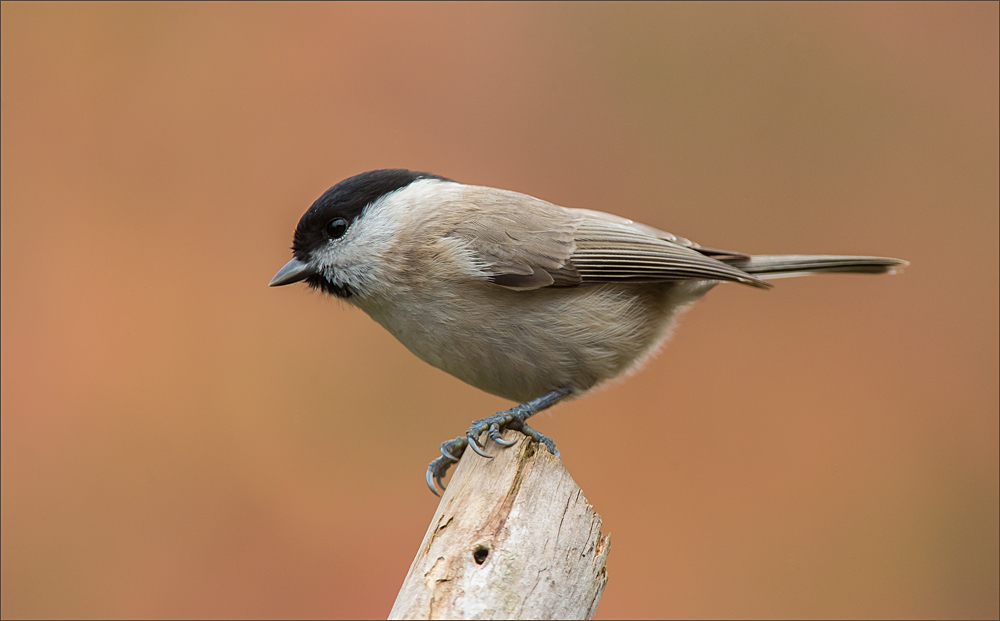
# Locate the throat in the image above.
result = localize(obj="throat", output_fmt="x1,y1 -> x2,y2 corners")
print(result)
306,275 -> 354,298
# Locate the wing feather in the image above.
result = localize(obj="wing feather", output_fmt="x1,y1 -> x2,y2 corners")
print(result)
442,188 -> 580,289
570,217 -> 769,288
444,189 -> 767,290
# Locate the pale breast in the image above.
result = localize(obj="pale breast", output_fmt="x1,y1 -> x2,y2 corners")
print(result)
357,280 -> 716,403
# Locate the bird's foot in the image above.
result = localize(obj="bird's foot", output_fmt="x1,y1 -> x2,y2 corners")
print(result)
464,403 -> 560,459
425,409 -> 561,496
425,388 -> 571,496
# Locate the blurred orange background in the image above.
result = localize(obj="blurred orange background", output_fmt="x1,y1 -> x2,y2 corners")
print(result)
2,2 -> 997,619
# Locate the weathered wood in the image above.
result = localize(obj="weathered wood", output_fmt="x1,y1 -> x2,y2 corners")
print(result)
390,431 -> 610,620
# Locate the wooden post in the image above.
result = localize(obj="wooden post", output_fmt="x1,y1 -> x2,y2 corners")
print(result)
389,430 -> 610,620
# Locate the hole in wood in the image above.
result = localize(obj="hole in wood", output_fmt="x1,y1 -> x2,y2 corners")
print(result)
472,545 -> 489,565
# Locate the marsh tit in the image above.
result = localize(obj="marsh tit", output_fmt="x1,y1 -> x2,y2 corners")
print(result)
270,169 -> 906,495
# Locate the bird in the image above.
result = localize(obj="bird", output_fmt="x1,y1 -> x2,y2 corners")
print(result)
269,169 -> 906,495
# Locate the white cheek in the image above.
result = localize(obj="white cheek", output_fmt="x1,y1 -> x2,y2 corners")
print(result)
313,198 -> 402,292
311,179 -> 464,295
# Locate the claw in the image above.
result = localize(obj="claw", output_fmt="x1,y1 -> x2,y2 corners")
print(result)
436,475 -> 447,491
426,467 -> 441,497
488,423 -> 517,446
467,434 -> 493,458
440,445 -> 460,462
491,433 -> 517,447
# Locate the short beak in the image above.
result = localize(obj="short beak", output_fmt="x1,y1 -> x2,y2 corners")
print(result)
269,258 -> 316,287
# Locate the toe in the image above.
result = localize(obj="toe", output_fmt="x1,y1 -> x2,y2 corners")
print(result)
466,433 -> 493,458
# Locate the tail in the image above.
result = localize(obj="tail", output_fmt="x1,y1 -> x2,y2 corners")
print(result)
724,254 -> 908,280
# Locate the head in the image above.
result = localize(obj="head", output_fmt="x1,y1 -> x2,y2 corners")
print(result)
269,169 -> 451,298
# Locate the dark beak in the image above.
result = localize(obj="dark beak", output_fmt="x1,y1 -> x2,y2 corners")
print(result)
269,258 -> 316,286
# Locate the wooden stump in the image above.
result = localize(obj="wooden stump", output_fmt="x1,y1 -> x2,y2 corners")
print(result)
390,431 -> 610,620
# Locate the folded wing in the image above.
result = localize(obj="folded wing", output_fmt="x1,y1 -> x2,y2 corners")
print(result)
444,191 -> 768,291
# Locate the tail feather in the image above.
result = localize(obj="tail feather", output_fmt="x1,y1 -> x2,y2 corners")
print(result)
724,254 -> 908,279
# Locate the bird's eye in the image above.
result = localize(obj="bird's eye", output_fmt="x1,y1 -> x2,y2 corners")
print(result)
326,218 -> 349,240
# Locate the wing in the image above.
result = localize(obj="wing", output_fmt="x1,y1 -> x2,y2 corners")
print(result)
446,188 -> 768,290
568,210 -> 770,289
441,188 -> 581,290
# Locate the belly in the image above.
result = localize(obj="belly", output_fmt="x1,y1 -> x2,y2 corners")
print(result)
357,281 -> 715,403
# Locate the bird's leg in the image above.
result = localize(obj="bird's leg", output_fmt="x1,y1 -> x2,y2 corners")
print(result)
426,388 -> 572,496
